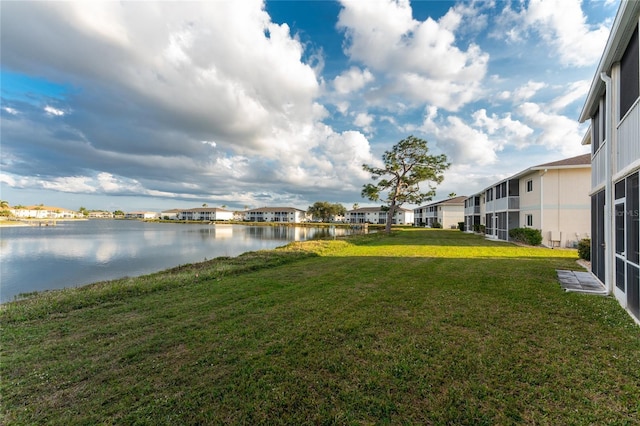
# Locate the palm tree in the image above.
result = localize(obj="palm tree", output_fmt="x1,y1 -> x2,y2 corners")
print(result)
202,203 -> 208,208
448,192 -> 457,198
352,203 -> 359,210
0,200 -> 10,218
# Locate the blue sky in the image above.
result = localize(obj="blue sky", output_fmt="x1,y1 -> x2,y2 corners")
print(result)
0,0 -> 619,212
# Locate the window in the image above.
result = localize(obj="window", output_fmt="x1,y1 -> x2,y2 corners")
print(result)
617,257 -> 626,291
628,173 -> 639,264
486,188 -> 493,201
593,107 -> 600,153
615,179 -> 626,200
526,180 -> 533,192
592,190 -> 606,283
616,203 -> 625,255
508,179 -> 520,196
620,26 -> 639,119
526,214 -> 533,227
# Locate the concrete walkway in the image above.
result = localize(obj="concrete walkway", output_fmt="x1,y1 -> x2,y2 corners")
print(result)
556,270 -> 608,295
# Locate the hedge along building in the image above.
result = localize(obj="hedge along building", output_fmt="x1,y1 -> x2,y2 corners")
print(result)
479,154 -> 591,248
579,0 -> 640,324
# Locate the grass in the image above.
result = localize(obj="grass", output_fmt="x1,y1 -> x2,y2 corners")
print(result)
1,229 -> 639,425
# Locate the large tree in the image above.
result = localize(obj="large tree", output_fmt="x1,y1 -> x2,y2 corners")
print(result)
361,135 -> 450,233
307,201 -> 346,223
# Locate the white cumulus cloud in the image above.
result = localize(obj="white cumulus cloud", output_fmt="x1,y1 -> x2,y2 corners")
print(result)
336,0 -> 489,111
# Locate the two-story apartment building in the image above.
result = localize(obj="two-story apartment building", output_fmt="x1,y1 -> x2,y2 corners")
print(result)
125,211 -> 158,219
463,193 -> 484,232
244,207 -> 309,223
347,207 -> 414,225
160,209 -> 182,220
579,0 -> 640,323
87,211 -> 114,219
178,207 -> 233,221
10,206 -> 81,219
414,196 -> 466,228
515,154 -> 591,248
467,155 -> 591,248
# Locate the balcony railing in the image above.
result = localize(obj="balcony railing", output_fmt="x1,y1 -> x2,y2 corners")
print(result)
617,101 -> 640,174
463,206 -> 481,215
486,196 -> 519,212
592,145 -> 606,189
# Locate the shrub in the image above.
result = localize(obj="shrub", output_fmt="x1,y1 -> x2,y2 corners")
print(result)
509,227 -> 543,246
458,222 -> 465,231
431,221 -> 442,229
478,224 -> 486,233
578,238 -> 591,261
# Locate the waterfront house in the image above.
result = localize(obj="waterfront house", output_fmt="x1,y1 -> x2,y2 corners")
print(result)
10,205 -> 81,219
160,209 -> 182,220
243,207 -> 309,223
125,211 -> 158,219
346,207 -> 414,225
178,207 -> 233,221
88,211 -> 113,219
578,0 -> 640,323
414,196 -> 466,228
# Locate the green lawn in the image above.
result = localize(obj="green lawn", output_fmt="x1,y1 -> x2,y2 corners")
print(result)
2,229 -> 639,425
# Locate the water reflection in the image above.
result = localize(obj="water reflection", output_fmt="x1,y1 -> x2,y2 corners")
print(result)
0,221 -> 363,303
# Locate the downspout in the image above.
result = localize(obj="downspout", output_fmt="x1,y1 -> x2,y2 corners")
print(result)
600,71 -> 613,294
540,168 -> 547,244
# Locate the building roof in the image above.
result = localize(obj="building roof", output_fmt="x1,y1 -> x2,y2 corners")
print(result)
510,153 -> 590,180
180,207 -> 231,213
246,207 -> 306,213
534,153 -> 591,168
417,196 -> 467,209
18,205 -> 76,212
348,207 -> 411,213
469,153 -> 592,197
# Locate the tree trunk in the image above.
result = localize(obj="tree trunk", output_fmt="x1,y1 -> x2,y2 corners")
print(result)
385,203 -> 396,233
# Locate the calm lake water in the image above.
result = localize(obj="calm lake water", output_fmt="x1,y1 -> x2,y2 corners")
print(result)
0,220 -> 354,303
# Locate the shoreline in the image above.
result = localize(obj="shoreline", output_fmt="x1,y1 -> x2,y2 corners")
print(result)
0,218 -> 89,227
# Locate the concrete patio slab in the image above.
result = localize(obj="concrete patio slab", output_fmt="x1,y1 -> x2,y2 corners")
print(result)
556,270 -> 608,295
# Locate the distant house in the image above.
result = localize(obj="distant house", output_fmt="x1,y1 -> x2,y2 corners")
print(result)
10,206 -> 81,219
88,211 -> 113,219
414,196 -> 466,228
346,207 -> 413,225
160,209 -> 182,220
243,207 -> 309,223
233,210 -> 247,221
125,211 -> 158,219
578,0 -> 640,324
178,208 -> 233,221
